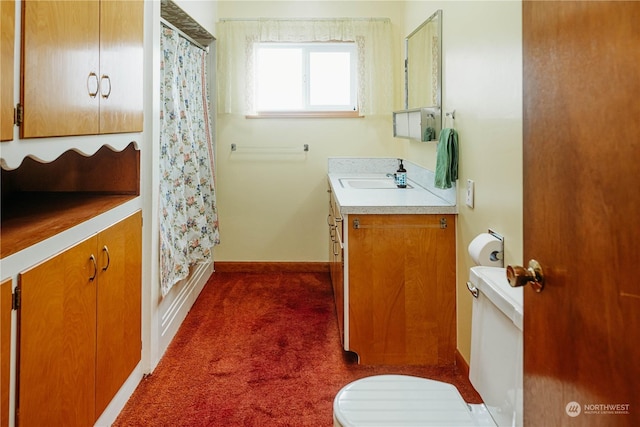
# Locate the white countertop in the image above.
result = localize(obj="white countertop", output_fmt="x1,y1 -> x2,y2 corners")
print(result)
328,172 -> 458,215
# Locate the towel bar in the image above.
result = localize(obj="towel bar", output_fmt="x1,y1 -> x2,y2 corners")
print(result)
231,143 -> 309,153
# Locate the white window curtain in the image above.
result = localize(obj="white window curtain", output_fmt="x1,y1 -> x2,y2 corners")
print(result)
217,18 -> 393,116
160,25 -> 220,296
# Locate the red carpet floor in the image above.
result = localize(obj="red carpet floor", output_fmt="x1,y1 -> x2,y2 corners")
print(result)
114,272 -> 481,426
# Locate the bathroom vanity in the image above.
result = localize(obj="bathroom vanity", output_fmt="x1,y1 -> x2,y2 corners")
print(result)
327,158 -> 457,365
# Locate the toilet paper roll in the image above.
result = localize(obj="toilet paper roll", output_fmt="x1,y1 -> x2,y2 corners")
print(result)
468,233 -> 503,267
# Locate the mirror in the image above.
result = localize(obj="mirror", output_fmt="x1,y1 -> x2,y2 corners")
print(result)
406,10 -> 442,110
392,10 -> 442,143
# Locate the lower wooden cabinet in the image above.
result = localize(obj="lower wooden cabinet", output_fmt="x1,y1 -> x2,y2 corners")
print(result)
17,211 -> 141,427
328,183 -> 456,366
347,214 -> 456,365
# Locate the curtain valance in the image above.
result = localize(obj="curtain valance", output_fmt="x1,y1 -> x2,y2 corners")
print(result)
217,18 -> 393,115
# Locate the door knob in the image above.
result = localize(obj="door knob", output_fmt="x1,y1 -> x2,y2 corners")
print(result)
506,259 -> 545,292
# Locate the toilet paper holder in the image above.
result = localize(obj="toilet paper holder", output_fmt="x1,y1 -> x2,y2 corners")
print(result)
487,229 -> 504,262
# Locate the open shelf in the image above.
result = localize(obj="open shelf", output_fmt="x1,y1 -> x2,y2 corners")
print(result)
1,143 -> 140,259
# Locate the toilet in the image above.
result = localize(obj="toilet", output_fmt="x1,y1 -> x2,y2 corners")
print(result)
333,266 -> 523,427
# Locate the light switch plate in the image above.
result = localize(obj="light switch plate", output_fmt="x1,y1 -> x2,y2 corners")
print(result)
466,179 -> 475,208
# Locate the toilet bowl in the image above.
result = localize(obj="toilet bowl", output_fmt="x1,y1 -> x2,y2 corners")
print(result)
332,374 -> 496,426
333,266 -> 523,427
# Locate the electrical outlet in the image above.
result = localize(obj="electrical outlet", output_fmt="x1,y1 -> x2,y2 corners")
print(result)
466,179 -> 475,208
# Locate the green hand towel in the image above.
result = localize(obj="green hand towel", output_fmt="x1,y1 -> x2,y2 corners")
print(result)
434,128 -> 459,189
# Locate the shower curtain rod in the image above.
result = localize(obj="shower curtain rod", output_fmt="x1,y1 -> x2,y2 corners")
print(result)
219,17 -> 390,22
161,18 -> 209,52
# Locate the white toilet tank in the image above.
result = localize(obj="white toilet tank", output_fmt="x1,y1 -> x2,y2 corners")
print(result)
468,266 -> 523,427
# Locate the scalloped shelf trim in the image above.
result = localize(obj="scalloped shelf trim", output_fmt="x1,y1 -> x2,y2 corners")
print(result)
1,139 -> 140,171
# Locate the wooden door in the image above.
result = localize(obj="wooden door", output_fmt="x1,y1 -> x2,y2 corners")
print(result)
1,0 -> 14,141
99,0 -> 144,133
21,0 -> 100,137
523,1 -> 640,425
18,236 -> 97,427
95,211 -> 142,417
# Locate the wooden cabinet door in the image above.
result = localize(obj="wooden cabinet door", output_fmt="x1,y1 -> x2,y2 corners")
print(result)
95,211 -> 142,417
99,0 -> 143,134
1,0 -> 15,141
348,214 -> 456,365
330,195 -> 345,344
1,279 -> 11,427
18,235 -> 98,427
21,1 -> 100,138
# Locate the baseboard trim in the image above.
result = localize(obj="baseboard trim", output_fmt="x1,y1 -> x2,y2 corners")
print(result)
213,261 -> 329,273
455,349 -> 470,377
159,263 -> 214,357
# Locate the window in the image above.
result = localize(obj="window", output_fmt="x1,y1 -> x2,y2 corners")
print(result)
254,43 -> 358,115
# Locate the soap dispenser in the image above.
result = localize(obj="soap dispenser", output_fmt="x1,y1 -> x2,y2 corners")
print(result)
395,159 -> 407,188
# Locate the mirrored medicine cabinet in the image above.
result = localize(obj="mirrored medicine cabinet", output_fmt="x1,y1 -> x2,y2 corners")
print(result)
393,9 -> 442,142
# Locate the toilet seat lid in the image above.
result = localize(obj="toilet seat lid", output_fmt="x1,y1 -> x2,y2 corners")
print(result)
333,375 -> 476,426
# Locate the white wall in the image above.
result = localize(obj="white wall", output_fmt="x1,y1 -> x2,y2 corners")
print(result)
214,1 -> 406,262
173,0 -> 219,35
402,1 -> 523,364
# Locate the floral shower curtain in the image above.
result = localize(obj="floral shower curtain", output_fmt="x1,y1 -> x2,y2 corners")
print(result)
160,25 -> 220,296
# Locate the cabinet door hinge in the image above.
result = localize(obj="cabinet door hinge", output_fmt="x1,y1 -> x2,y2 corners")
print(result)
440,217 -> 448,229
12,285 -> 21,310
15,103 -> 23,126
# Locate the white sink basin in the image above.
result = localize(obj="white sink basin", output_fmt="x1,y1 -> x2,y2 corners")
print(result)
339,178 -> 412,189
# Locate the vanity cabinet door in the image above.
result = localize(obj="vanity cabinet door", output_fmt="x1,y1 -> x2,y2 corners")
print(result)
328,190 -> 345,343
347,214 -> 456,365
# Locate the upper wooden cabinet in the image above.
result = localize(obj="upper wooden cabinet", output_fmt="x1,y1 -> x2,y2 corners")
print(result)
20,0 -> 143,138
1,0 -> 15,142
